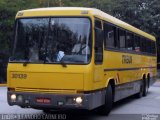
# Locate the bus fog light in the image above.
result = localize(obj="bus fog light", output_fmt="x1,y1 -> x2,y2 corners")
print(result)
17,95 -> 23,102
25,100 -> 29,104
75,97 -> 83,104
11,94 -> 16,101
58,101 -> 64,106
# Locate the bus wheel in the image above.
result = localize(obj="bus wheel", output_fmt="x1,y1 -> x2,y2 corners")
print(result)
135,83 -> 143,98
143,77 -> 148,96
97,83 -> 113,115
147,75 -> 150,88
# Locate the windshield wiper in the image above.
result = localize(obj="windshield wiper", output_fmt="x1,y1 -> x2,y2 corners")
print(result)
23,60 -> 30,67
59,58 -> 67,67
60,61 -> 67,67
40,52 -> 47,64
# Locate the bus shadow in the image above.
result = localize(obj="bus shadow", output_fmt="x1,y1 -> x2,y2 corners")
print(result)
112,90 -> 153,111
19,93 -> 153,120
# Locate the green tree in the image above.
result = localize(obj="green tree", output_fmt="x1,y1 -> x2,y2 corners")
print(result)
0,0 -> 160,59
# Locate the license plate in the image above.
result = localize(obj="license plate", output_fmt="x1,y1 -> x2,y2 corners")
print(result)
36,98 -> 51,104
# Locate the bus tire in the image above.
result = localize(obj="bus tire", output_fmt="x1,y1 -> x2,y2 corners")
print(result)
97,83 -> 113,115
147,75 -> 150,88
135,83 -> 143,98
143,77 -> 148,96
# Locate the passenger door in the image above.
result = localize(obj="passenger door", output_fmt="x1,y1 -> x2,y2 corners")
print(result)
94,19 -> 104,84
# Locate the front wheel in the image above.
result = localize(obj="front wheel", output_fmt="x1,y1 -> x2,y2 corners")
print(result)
97,83 -> 113,115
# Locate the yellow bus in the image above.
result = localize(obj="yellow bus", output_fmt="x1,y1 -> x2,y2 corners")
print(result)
7,7 -> 157,115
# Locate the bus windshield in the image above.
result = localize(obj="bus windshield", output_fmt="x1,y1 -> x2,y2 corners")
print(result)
10,17 -> 91,64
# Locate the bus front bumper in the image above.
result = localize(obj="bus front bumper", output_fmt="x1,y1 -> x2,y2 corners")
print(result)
7,90 -> 105,110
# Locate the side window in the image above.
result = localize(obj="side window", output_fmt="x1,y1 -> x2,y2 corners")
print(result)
134,35 -> 141,52
104,23 -> 116,49
95,20 -> 102,29
126,32 -> 134,51
151,41 -> 156,54
141,37 -> 146,52
146,40 -> 151,53
118,29 -> 126,50
95,19 -> 103,64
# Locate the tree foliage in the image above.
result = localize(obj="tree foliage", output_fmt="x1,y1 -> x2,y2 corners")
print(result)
0,0 -> 160,57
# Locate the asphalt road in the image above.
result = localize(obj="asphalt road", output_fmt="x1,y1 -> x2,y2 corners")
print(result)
0,81 -> 160,120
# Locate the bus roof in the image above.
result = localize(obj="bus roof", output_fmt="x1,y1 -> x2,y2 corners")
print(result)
16,7 -> 156,41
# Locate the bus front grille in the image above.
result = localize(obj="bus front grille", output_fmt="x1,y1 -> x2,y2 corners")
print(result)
15,87 -> 77,94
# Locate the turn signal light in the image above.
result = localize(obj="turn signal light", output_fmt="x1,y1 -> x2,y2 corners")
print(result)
8,88 -> 15,91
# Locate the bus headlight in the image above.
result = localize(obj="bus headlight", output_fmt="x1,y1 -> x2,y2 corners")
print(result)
11,94 -> 16,101
17,95 -> 23,102
75,97 -> 83,104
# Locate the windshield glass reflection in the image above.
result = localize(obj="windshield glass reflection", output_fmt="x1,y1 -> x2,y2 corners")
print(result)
10,18 -> 91,64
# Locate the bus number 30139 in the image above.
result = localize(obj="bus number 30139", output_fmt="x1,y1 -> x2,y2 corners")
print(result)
12,74 -> 27,79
